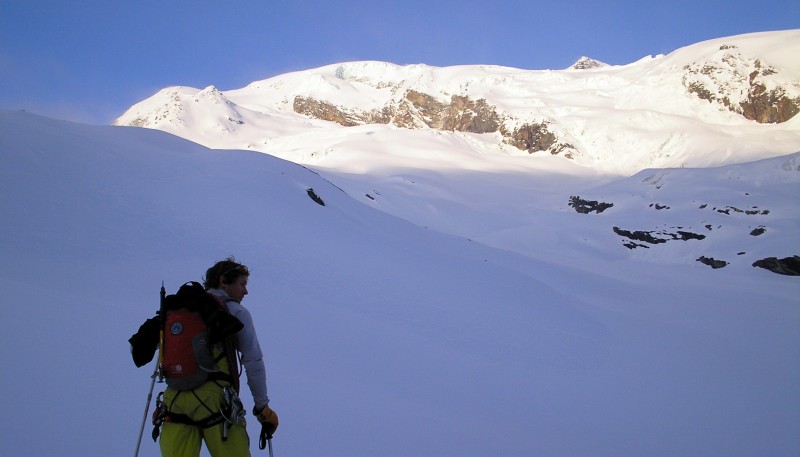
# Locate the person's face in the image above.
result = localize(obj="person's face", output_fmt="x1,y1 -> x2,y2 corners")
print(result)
221,274 -> 248,302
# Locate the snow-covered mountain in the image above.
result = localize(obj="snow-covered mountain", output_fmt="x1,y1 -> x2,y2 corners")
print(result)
4,30 -> 798,456
116,30 -> 800,175
110,31 -> 800,276
2,110 -> 798,457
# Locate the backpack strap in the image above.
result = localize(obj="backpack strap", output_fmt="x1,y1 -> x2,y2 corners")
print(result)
209,294 -> 242,393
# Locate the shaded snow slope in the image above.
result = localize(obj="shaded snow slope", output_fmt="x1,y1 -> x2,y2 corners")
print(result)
1,111 -> 798,456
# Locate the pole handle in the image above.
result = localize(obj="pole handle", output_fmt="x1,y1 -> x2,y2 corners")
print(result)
258,424 -> 274,451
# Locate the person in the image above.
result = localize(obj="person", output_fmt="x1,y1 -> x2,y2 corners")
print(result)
158,257 -> 279,457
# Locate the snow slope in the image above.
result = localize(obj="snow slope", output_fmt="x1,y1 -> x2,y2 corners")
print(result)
1,110 -> 798,457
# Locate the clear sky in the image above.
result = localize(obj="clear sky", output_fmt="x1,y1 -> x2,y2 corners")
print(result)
2,0 -> 798,124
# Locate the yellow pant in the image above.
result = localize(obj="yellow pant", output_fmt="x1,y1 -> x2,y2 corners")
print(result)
158,382 -> 251,457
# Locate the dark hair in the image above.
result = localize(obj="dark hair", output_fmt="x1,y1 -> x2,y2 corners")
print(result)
204,256 -> 250,290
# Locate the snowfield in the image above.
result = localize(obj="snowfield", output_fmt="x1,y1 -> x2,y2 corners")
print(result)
2,108 -> 798,457
2,29 -> 799,457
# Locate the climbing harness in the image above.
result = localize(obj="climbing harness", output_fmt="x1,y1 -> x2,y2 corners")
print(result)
220,385 -> 246,440
150,383 -> 246,442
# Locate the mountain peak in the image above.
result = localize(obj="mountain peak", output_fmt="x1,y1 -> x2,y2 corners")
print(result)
569,56 -> 608,70
195,85 -> 232,105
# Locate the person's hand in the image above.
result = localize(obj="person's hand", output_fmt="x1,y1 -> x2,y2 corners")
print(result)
253,405 -> 279,435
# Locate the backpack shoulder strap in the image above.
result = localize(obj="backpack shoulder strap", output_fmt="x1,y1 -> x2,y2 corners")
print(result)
208,293 -> 242,393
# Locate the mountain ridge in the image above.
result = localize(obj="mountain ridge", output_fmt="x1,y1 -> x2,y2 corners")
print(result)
115,30 -> 800,174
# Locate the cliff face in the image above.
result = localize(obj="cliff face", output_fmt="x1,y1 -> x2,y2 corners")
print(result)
293,90 -> 576,157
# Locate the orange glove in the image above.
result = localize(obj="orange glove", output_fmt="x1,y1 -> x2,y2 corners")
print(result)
253,405 -> 279,435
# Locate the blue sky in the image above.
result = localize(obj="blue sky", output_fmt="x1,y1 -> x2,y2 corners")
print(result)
2,0 -> 798,124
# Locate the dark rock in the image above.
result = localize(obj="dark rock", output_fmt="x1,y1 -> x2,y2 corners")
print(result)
613,227 -> 705,245
622,241 -> 649,250
697,256 -> 728,269
569,196 -> 614,214
675,231 -> 706,241
752,256 -> 800,276
715,205 -> 769,216
613,227 -> 666,244
750,227 -> 766,236
306,188 -> 325,206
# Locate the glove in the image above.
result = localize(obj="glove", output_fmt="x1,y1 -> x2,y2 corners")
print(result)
253,405 -> 279,435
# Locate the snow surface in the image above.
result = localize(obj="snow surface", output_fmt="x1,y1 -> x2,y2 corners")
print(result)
1,109 -> 798,457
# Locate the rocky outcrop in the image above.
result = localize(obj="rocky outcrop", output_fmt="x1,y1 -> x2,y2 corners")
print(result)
740,80 -> 800,124
502,122 -> 576,157
441,96 -> 503,134
752,255 -> 800,276
606,195 -> 792,275
613,226 -> 706,247
683,44 -> 800,123
306,188 -> 325,206
698,256 -> 728,269
569,56 -> 608,70
393,91 -> 503,133
569,196 -> 614,214
293,91 -> 574,157
393,90 -> 444,128
293,96 -> 364,126
712,205 -> 770,215
613,227 -> 668,245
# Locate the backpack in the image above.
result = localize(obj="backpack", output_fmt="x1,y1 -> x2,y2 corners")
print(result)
129,282 -> 244,391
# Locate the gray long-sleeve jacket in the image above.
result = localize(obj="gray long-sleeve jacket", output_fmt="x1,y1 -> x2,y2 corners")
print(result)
208,288 -> 270,409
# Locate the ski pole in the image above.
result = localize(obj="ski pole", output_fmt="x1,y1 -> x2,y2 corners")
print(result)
133,371 -> 158,457
259,426 -> 274,456
134,282 -> 167,457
